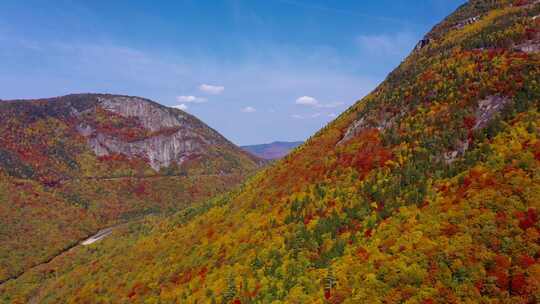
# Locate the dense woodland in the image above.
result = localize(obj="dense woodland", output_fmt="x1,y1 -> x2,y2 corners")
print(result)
1,0 -> 539,303
0,94 -> 260,285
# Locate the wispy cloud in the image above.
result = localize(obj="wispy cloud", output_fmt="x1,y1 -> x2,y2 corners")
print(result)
296,96 -> 319,106
295,96 -> 344,108
176,95 -> 207,103
241,106 -> 256,113
0,36 -> 378,144
199,84 -> 224,95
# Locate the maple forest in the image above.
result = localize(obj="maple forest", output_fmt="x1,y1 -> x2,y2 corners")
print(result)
1,0 -> 540,303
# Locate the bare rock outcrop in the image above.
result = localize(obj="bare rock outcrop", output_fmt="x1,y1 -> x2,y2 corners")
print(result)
514,14 -> 540,53
443,140 -> 470,164
75,96 -> 222,171
337,95 -> 511,163
338,117 -> 367,145
473,95 -> 510,130
515,39 -> 540,53
414,38 -> 432,51
337,109 -> 403,145
99,96 -> 184,132
84,126 -> 209,170
445,95 -> 510,163
452,15 -> 480,30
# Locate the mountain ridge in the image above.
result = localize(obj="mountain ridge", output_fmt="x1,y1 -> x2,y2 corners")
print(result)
0,93 -> 261,176
241,141 -> 303,159
0,93 -> 261,285
1,0 -> 540,303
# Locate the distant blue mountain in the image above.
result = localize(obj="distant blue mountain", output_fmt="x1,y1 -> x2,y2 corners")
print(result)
241,141 -> 303,159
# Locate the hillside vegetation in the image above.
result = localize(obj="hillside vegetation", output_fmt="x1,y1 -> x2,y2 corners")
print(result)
2,0 -> 540,303
0,94 -> 260,284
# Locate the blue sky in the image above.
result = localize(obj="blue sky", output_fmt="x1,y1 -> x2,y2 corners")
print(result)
0,0 -> 465,145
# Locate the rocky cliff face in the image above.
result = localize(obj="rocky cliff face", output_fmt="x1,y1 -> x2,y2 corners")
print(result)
99,96 -> 186,132
0,94 -> 260,285
74,95 -> 224,170
0,93 -> 259,179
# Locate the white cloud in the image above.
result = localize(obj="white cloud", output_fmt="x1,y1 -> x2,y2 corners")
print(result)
172,104 -> 188,111
328,113 -> 337,118
0,36 -> 380,145
199,83 -> 224,95
176,95 -> 207,103
296,96 -> 319,106
295,96 -> 344,108
241,106 -> 256,113
292,113 -> 322,119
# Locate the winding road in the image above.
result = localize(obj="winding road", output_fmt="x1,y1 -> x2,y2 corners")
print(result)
80,227 -> 114,245
0,225 -> 118,288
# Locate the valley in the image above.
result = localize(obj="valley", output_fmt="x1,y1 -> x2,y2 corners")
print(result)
242,141 -> 304,160
1,0 -> 540,303
0,94 -> 261,288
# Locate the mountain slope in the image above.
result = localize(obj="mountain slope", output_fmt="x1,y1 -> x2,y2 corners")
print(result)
2,0 -> 540,303
242,141 -> 303,159
0,93 -> 260,179
0,94 -> 260,283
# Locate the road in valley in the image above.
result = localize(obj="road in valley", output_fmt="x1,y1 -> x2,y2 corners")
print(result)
80,227 -> 114,245
0,225 -> 118,288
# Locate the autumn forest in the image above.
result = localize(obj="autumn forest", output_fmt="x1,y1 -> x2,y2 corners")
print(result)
1,0 -> 540,303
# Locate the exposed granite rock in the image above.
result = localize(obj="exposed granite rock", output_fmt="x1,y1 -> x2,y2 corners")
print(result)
414,38 -> 432,51
86,130 -> 206,170
443,140 -> 470,164
414,15 -> 480,52
473,95 -> 510,130
337,109 -> 403,145
514,12 -> 540,53
339,95 -> 511,162
445,95 -> 510,163
75,95 -> 223,171
0,93 -> 260,179
515,40 -> 540,53
99,96 -> 184,132
452,15 -> 480,30
338,117 -> 367,145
